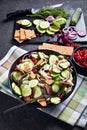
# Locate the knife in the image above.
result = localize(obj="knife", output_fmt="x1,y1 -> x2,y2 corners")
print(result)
5,3 -> 63,21
4,99 -> 37,114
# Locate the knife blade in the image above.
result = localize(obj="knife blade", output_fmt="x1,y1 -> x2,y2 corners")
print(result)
31,3 -> 63,14
5,3 -> 63,21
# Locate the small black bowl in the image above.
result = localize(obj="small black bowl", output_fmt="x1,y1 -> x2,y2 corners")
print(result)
72,46 -> 87,76
8,49 -> 77,107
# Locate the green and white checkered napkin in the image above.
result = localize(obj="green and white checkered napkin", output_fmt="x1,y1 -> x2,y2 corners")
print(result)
0,46 -> 87,128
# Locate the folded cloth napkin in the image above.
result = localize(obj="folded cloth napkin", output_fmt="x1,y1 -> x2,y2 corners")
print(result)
0,46 -> 87,128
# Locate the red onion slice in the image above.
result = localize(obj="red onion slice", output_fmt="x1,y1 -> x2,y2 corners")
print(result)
45,16 -> 55,23
68,31 -> 78,40
77,30 -> 86,37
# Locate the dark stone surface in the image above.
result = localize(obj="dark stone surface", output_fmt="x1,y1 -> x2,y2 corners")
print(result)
0,0 -> 87,130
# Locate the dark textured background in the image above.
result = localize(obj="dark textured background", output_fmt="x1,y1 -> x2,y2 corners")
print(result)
0,0 -> 87,130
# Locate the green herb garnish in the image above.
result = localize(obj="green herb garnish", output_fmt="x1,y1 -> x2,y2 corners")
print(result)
27,8 -> 70,19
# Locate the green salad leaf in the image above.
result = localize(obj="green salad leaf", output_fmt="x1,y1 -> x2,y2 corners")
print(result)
27,8 -> 70,19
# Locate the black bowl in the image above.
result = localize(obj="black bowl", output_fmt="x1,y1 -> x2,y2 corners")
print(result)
9,49 -> 77,107
72,46 -> 87,76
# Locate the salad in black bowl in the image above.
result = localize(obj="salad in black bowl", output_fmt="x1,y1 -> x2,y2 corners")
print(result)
9,50 -> 77,107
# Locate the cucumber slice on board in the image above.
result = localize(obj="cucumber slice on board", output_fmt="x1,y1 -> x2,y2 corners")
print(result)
24,22 -> 32,27
21,85 -> 32,97
21,19 -> 31,26
49,25 -> 60,32
39,21 -> 50,29
46,28 -> 55,35
33,19 -> 42,26
49,55 -> 58,65
12,82 -> 21,96
36,25 -> 46,33
50,97 -> 60,104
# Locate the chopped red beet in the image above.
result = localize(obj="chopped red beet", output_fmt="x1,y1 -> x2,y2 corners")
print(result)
14,67 -> 18,71
33,68 -> 38,74
19,59 -> 23,63
49,69 -> 53,74
74,48 -> 87,67
51,34 -> 55,37
47,37 -> 51,41
55,60 -> 59,64
39,33 -> 43,37
36,34 -> 39,37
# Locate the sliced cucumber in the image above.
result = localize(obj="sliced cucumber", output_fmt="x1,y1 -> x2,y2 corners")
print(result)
12,82 -> 21,96
38,52 -> 45,59
12,71 -> 22,82
36,25 -> 46,33
59,61 -> 70,69
17,60 -> 34,71
22,79 -> 30,85
51,73 -> 60,78
33,19 -> 42,26
49,25 -> 60,32
31,53 -> 38,58
61,69 -> 70,79
21,19 -> 31,26
53,17 -> 66,28
50,97 -> 60,104
29,79 -> 38,88
53,64 -> 61,73
58,55 -> 64,60
46,28 -> 55,35
24,22 -> 32,28
33,86 -> 42,99
21,84 -> 32,97
52,84 -> 60,93
49,55 -> 58,65
39,21 -> 50,29
43,64 -> 50,71
69,73 -> 73,81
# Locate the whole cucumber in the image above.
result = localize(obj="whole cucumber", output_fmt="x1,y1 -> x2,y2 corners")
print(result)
70,8 -> 82,26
